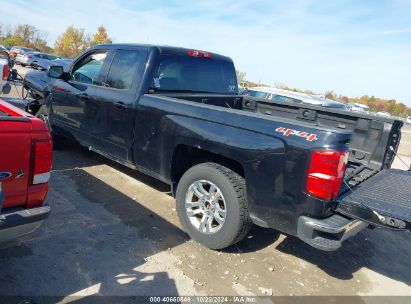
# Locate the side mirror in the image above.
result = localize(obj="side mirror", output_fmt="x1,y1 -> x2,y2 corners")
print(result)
47,66 -> 65,79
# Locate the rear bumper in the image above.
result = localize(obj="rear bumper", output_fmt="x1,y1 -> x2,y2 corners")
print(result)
0,204 -> 50,243
297,214 -> 368,251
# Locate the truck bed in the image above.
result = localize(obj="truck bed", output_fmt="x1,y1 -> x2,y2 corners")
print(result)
241,96 -> 403,172
159,93 -> 399,189
241,96 -> 411,230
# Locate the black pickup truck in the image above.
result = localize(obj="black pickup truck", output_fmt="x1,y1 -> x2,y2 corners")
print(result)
22,43 -> 411,251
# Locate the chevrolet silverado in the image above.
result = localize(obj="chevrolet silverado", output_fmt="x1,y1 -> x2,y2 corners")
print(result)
20,44 -> 411,250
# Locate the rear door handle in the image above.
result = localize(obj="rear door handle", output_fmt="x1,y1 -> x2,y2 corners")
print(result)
76,93 -> 91,100
115,101 -> 128,109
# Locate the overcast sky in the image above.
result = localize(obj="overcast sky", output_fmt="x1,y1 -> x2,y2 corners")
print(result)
1,0 -> 410,105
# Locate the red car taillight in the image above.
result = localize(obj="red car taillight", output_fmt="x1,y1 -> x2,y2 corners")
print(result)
2,64 -> 8,81
32,140 -> 53,185
306,150 -> 349,201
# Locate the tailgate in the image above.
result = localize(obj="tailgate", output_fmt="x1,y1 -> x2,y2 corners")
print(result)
336,169 -> 411,230
0,100 -> 33,209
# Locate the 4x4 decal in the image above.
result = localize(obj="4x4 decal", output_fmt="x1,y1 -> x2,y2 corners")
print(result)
275,127 -> 318,142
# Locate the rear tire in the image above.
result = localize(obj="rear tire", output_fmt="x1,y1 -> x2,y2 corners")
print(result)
176,162 -> 252,249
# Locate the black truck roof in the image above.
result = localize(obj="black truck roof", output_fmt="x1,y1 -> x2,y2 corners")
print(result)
92,43 -> 233,61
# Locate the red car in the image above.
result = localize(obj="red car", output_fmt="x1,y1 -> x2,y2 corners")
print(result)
0,99 -> 52,242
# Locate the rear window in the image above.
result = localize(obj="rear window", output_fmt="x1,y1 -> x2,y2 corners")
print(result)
150,54 -> 238,94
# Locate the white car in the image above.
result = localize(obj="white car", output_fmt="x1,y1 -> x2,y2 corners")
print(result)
0,54 -> 10,94
376,111 -> 391,117
347,102 -> 370,113
405,116 -> 411,125
246,86 -> 348,110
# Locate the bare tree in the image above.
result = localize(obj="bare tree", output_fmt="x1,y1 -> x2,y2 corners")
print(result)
15,24 -> 37,47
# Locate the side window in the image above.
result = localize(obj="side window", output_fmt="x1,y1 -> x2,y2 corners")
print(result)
71,51 -> 108,85
104,50 -> 143,90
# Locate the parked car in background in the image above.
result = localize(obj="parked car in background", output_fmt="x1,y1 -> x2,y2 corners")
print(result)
238,85 -> 246,95
406,116 -> 411,125
246,87 -> 348,110
16,52 -> 42,66
33,57 -> 73,71
15,51 -> 72,70
346,102 -> 370,113
0,45 -> 9,53
0,51 -> 11,94
0,99 -> 52,243
376,111 -> 391,117
9,46 -> 34,58
16,52 -> 56,68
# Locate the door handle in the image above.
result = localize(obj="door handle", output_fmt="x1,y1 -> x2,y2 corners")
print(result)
76,93 -> 91,100
115,101 -> 128,109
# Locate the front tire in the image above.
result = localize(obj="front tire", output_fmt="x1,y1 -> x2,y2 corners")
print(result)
35,105 -> 65,150
176,162 -> 252,249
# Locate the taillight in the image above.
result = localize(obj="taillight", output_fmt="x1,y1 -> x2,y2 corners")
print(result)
2,64 -> 8,81
27,55 -> 33,58
188,49 -> 212,58
306,150 -> 348,201
32,140 -> 53,185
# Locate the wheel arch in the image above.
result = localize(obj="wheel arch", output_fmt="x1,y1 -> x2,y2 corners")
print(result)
170,144 -> 245,197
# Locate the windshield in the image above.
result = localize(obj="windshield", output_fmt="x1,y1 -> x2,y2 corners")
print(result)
150,54 -> 238,94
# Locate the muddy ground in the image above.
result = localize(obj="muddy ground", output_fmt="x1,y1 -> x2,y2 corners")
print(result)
0,66 -> 410,300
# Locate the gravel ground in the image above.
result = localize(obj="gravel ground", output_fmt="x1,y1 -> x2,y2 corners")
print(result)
0,66 -> 410,300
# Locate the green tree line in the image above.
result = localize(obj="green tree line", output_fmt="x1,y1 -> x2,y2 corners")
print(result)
270,83 -> 410,117
0,23 -> 52,53
324,91 -> 410,117
1,23 -> 409,116
274,84 -> 410,116
0,23 -> 111,58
